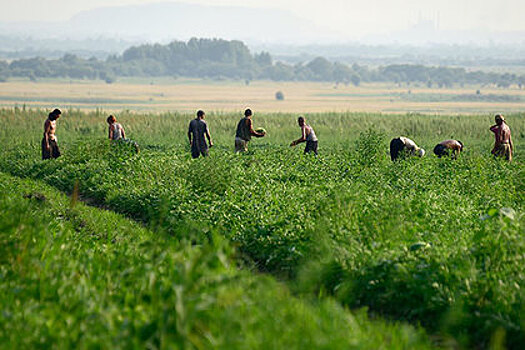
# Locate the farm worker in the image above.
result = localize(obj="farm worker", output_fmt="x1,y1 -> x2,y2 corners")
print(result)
107,115 -> 140,153
490,114 -> 513,161
42,108 -> 61,160
107,115 -> 127,140
290,116 -> 318,155
188,110 -> 213,158
389,136 -> 425,161
433,139 -> 464,159
235,108 -> 265,152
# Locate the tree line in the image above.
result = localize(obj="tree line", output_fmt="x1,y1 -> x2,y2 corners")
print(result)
1,38 -> 524,88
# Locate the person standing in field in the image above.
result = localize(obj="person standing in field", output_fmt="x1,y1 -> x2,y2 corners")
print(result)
188,110 -> 213,158
42,108 -> 62,160
490,114 -> 513,161
433,139 -> 464,159
235,108 -> 265,152
290,116 -> 318,155
389,136 -> 425,161
107,115 -> 127,140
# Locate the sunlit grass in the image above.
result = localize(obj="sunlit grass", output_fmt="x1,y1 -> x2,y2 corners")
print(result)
0,108 -> 523,348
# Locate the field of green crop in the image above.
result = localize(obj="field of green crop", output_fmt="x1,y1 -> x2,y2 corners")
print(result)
0,108 -> 523,349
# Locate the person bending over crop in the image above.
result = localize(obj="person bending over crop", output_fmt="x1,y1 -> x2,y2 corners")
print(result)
107,115 -> 126,141
188,110 -> 213,158
42,108 -> 61,160
290,116 -> 318,155
490,114 -> 513,161
389,136 -> 425,161
107,115 -> 140,153
433,139 -> 463,159
235,108 -> 265,152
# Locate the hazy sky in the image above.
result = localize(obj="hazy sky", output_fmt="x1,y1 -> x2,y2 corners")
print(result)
1,0 -> 524,37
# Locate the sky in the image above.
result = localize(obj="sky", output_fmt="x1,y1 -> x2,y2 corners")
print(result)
1,0 -> 524,39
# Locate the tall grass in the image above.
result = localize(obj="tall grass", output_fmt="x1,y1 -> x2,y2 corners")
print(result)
0,108 -> 523,348
0,173 -> 432,349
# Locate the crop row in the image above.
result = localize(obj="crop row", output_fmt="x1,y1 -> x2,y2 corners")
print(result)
1,109 -> 523,347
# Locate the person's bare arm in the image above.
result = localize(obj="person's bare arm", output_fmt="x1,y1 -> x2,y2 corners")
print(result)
205,128 -> 213,147
44,120 -> 51,150
248,119 -> 264,137
121,126 -> 126,139
108,125 -> 114,140
509,134 -> 513,152
290,126 -> 307,146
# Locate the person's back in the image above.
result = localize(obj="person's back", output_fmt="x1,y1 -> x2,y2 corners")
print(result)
490,114 -> 513,161
111,123 -> 123,140
440,139 -> 462,149
236,117 -> 252,142
107,115 -> 126,141
189,118 -> 208,148
399,137 -> 416,152
305,125 -> 317,142
491,122 -> 511,145
188,110 -> 213,158
434,139 -> 463,158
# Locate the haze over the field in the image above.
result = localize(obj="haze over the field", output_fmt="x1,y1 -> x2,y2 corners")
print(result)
1,0 -> 525,45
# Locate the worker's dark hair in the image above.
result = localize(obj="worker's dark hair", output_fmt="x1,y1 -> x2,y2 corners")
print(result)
107,115 -> 116,124
433,144 -> 449,158
48,108 -> 61,121
298,116 -> 305,122
244,108 -> 252,117
197,110 -> 205,118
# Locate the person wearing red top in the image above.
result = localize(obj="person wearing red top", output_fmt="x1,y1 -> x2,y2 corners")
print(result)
490,114 -> 513,161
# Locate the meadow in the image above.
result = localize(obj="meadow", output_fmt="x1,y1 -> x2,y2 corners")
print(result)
0,108 -> 523,348
2,78 -> 525,114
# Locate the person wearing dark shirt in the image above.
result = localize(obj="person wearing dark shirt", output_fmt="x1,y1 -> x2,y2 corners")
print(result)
234,108 -> 265,152
188,110 -> 213,158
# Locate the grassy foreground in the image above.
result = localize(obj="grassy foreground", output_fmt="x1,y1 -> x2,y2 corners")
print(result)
0,173 -> 433,348
0,108 -> 523,348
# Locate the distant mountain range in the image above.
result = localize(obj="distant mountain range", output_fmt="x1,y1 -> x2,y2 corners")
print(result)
0,2 -> 333,44
1,1 -> 525,64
